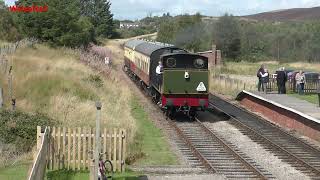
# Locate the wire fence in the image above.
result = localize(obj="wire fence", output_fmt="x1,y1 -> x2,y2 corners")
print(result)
0,38 -> 38,110
211,73 -> 256,97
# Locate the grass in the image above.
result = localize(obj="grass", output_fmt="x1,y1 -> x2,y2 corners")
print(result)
46,169 -> 143,180
0,161 -> 30,180
0,44 -> 137,177
0,40 -> 11,46
0,45 -> 136,138
214,61 -> 320,76
129,98 -> 178,166
210,61 -> 320,97
289,93 -> 319,105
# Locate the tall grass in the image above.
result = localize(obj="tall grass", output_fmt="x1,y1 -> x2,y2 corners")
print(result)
210,73 -> 256,98
0,45 -> 136,142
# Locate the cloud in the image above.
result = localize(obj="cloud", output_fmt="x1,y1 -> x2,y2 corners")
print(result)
110,0 -> 320,20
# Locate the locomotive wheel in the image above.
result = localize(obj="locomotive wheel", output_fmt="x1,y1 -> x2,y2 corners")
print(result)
188,110 -> 196,121
165,107 -> 176,120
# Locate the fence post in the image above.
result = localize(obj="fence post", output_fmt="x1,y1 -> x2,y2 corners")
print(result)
0,87 -> 3,108
121,129 -> 126,172
317,86 -> 320,107
90,159 -> 95,180
8,66 -> 13,108
35,126 -> 41,159
244,83 -> 246,90
95,102 -> 102,180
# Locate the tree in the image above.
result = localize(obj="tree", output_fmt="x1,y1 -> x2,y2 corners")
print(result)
215,14 -> 241,60
157,20 -> 176,44
14,0 -> 97,47
83,0 -> 115,38
0,2 -> 20,41
308,24 -> 320,62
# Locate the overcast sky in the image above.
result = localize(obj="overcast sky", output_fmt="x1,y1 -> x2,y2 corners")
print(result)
4,0 -> 320,20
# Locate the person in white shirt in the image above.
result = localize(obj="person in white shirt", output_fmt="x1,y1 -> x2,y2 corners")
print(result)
156,61 -> 163,90
260,68 -> 269,94
156,61 -> 163,75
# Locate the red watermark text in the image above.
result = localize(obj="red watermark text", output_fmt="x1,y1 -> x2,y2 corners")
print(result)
8,4 -> 48,13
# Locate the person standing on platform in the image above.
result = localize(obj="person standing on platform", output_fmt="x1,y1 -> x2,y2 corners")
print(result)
295,70 -> 305,95
260,68 -> 269,94
257,64 -> 265,92
276,67 -> 287,94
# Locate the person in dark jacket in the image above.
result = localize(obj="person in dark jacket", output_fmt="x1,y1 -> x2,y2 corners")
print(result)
257,64 -> 265,92
276,67 -> 287,94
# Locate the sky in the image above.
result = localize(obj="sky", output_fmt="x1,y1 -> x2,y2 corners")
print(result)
4,0 -> 320,20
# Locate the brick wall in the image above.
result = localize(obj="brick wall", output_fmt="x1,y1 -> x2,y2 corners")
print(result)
239,95 -> 320,141
198,44 -> 223,68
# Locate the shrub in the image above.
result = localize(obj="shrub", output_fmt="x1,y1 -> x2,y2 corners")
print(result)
85,74 -> 104,88
0,110 -> 56,152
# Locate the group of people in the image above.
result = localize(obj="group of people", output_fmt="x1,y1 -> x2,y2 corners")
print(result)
257,65 -> 306,95
295,70 -> 306,95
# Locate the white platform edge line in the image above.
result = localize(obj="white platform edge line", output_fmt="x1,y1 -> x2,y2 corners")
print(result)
242,90 -> 320,124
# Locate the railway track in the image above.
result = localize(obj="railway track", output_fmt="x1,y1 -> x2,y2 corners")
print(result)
168,118 -> 272,179
209,94 -> 320,179
123,62 -> 319,178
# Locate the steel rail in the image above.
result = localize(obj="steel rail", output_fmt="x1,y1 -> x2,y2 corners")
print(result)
195,118 -> 268,179
209,100 -> 320,177
167,119 -> 217,173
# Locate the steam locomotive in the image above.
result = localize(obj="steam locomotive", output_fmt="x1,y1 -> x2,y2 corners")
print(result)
123,39 -> 209,119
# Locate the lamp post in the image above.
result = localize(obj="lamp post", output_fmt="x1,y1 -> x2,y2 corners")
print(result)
95,102 -> 102,180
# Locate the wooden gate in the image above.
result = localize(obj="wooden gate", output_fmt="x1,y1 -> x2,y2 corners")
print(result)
37,126 -> 126,172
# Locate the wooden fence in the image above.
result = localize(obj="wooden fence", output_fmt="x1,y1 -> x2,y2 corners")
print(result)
31,126 -> 126,175
45,126 -> 127,172
28,127 -> 49,180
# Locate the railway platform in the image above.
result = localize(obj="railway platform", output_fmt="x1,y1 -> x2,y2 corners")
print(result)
236,90 -> 320,141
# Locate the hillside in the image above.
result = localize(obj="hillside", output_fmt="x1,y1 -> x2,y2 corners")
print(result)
243,6 -> 320,21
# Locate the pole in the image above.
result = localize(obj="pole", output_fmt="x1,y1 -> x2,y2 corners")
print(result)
95,102 -> 102,180
0,88 -> 3,108
317,86 -> 320,107
8,66 -> 12,103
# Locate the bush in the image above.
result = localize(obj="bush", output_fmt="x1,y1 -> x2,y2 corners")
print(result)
85,74 -> 104,88
0,110 -> 55,152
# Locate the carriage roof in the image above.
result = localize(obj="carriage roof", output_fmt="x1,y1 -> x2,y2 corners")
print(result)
124,39 -> 175,56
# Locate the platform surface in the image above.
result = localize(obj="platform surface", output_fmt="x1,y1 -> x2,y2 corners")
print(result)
247,91 -> 320,122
